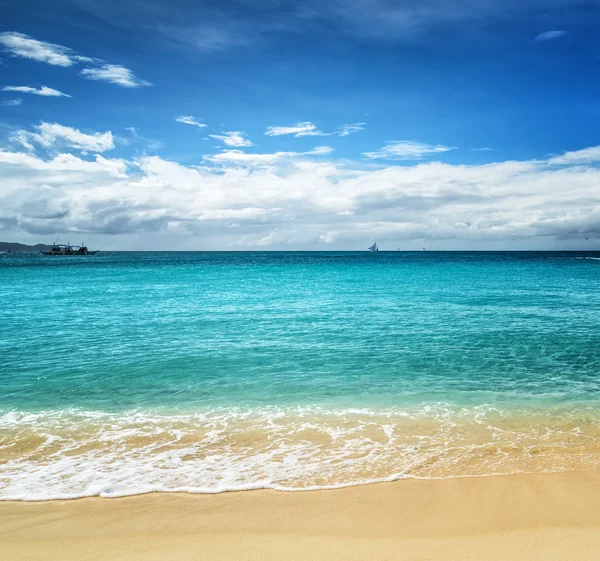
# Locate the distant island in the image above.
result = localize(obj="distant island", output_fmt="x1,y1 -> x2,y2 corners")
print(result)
0,242 -> 52,252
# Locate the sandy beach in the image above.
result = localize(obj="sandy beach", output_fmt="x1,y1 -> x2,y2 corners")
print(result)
2,471 -> 600,561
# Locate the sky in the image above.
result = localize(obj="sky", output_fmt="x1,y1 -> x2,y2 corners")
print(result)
1,0 -> 600,250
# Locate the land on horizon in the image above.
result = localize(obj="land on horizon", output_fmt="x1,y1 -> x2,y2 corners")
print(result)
0,242 -> 51,252
0,238 -> 600,253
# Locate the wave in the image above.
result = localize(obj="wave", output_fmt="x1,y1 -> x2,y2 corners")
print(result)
2,405 -> 600,501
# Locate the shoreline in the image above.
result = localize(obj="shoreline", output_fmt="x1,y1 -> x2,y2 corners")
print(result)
5,404 -> 600,500
0,467 -> 596,502
3,471 -> 600,560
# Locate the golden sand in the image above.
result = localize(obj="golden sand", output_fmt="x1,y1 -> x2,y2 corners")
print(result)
2,471 -> 600,560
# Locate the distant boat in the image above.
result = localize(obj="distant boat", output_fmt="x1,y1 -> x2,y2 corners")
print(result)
368,242 -> 379,252
41,240 -> 98,256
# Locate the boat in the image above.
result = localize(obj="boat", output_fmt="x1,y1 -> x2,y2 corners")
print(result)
41,241 -> 99,256
368,242 -> 379,252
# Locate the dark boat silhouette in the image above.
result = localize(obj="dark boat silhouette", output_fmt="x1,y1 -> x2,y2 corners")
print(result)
41,240 -> 99,256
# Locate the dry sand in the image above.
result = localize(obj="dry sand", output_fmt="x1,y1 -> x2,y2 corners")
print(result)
2,471 -> 600,560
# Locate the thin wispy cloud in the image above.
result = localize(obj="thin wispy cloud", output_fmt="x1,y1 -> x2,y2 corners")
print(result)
0,31 -> 149,88
80,64 -> 151,88
265,122 -> 328,137
0,32 -> 76,66
125,127 -> 164,152
209,131 -> 253,147
49,0 -> 582,53
206,145 -> 333,165
339,123 -> 366,137
363,141 -> 454,160
534,30 -> 566,41
159,24 -> 249,53
471,147 -> 494,152
1,98 -> 22,106
266,121 -> 367,138
11,122 -> 115,153
3,85 -> 71,97
176,116 -> 207,128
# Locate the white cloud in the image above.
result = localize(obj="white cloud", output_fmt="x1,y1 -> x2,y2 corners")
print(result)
0,31 -> 150,88
205,146 -> 333,165
265,122 -> 328,137
338,123 -> 366,137
363,141 -> 455,160
11,122 -> 115,153
266,121 -> 366,139
209,131 -> 252,147
0,150 -> 127,177
0,32 -> 76,66
1,98 -> 22,106
176,116 -> 207,128
534,30 -> 566,41
471,147 -> 494,152
2,85 -> 71,97
80,64 -> 151,88
208,131 -> 252,147
1,124 -> 600,249
547,146 -> 600,165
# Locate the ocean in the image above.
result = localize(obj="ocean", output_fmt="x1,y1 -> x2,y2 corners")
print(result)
1,251 -> 600,500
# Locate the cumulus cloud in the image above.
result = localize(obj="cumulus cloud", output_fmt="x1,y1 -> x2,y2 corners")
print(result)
0,32 -> 76,66
176,116 -> 207,128
265,122 -> 328,137
363,141 -> 455,160
2,85 -> 71,97
11,122 -> 115,153
80,64 -> 151,88
1,124 -> 599,249
209,131 -> 253,147
0,150 -> 127,177
547,146 -> 600,165
534,30 -> 566,41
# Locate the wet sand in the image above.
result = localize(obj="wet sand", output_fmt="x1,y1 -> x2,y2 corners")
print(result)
2,471 -> 600,561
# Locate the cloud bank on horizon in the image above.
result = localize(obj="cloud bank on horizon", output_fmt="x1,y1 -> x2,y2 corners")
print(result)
1,119 -> 599,250
1,0 -> 599,250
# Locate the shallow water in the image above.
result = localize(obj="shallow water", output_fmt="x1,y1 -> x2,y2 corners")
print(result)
1,251 -> 600,499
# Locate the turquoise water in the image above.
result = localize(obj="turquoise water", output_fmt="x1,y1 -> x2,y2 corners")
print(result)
1,251 -> 600,499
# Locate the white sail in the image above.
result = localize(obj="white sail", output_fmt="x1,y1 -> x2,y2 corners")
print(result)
368,242 -> 378,252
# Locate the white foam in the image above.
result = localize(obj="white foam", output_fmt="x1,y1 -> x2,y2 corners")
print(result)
1,405 -> 599,501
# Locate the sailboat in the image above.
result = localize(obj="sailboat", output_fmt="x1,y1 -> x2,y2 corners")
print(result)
368,242 -> 379,252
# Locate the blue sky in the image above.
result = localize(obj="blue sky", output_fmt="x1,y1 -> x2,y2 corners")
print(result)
1,0 -> 600,249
